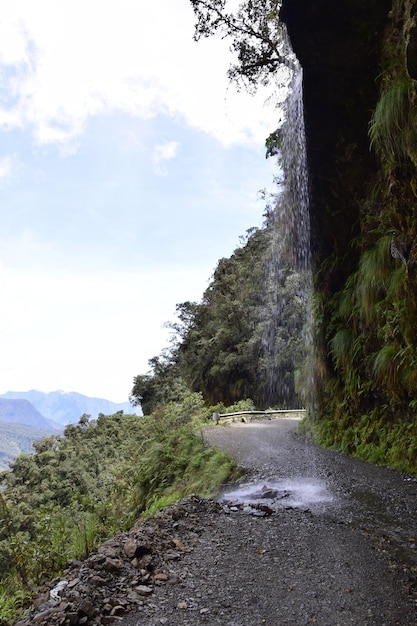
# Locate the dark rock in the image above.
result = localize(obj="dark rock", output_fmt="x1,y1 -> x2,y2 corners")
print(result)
88,554 -> 106,569
90,575 -> 108,585
281,0 -> 391,277
33,593 -> 50,610
78,598 -> 94,616
103,558 -> 124,572
164,551 -> 181,561
123,539 -> 138,559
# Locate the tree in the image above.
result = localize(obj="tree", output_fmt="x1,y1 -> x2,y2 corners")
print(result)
175,233 -> 263,405
174,221 -> 307,408
190,0 -> 295,90
130,353 -> 187,415
164,301 -> 201,345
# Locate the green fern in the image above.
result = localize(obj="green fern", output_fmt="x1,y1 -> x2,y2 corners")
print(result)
372,343 -> 400,387
369,74 -> 414,163
356,236 -> 392,324
330,328 -> 356,371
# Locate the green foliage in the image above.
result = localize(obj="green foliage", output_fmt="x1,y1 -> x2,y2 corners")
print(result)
369,73 -> 414,165
188,0 -> 417,484
210,398 -> 256,416
315,406 -> 417,475
131,4 -> 310,414
130,353 -> 187,415
356,235 -> 393,324
372,343 -> 400,386
309,1 -> 417,472
114,392 -> 240,519
156,219 -> 308,409
265,128 -> 282,158
0,422 -> 60,471
0,580 -> 30,626
330,328 -> 357,372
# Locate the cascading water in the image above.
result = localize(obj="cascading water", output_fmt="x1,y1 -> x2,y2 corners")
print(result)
259,59 -> 314,411
281,68 -> 311,272
217,57 -> 328,510
219,56 -> 323,510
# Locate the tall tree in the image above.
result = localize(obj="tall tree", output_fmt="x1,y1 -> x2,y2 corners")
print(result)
171,219 -> 307,408
130,352 -> 187,415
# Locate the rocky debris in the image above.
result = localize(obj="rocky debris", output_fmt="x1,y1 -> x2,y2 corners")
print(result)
219,483 -> 292,517
222,500 -> 275,517
14,495 -> 222,626
252,484 -> 280,499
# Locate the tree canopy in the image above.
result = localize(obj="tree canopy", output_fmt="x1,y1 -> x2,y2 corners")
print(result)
190,0 -> 296,90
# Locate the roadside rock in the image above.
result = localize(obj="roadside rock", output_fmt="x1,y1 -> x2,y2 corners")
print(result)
14,496 -> 222,626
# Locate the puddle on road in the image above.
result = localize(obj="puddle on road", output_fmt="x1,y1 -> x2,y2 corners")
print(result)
219,478 -> 334,513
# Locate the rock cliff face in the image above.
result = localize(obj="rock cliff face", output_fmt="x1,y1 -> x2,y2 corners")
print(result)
281,0 -> 391,283
280,1 -> 417,469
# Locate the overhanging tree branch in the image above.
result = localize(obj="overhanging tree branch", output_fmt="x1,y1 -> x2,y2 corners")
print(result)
190,0 -> 296,89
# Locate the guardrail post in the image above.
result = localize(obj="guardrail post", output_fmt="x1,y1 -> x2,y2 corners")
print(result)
212,412 -> 220,424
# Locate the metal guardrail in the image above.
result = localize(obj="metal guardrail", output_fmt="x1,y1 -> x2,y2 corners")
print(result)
212,409 -> 306,424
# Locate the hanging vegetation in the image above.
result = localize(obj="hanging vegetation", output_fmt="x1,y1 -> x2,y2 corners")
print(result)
310,0 -> 417,473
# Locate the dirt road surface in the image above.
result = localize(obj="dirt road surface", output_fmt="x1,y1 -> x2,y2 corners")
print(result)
121,418 -> 417,626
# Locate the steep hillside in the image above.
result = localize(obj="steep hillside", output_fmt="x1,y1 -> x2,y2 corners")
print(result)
0,420 -> 59,471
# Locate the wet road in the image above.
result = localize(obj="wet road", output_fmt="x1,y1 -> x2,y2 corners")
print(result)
205,418 -> 417,540
122,418 -> 417,625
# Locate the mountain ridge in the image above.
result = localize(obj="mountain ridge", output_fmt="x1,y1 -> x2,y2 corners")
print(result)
0,398 -> 61,430
0,389 -> 140,426
0,390 -> 140,471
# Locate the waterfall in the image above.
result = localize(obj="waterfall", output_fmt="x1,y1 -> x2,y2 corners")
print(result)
281,68 -> 311,273
259,64 -> 313,410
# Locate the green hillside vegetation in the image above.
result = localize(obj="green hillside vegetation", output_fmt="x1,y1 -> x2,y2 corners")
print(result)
0,187 -> 307,625
0,394 -> 242,624
307,1 -> 417,471
0,422 -> 59,471
131,208 -> 308,415
4,0 -> 417,622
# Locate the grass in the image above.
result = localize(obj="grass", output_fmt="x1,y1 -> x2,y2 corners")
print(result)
0,579 -> 31,626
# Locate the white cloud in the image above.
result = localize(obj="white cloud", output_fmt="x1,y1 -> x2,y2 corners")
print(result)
0,0 -> 280,150
152,140 -> 179,174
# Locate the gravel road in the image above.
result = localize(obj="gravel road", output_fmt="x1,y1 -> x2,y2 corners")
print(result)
121,418 -> 417,626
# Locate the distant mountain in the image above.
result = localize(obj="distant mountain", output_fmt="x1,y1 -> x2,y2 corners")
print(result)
0,420 -> 59,471
0,390 -> 140,426
0,398 -> 61,430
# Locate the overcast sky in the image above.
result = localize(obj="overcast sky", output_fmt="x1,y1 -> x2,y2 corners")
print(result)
0,0 -> 281,402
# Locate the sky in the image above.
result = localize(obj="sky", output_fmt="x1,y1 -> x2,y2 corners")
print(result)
0,0 -> 282,403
